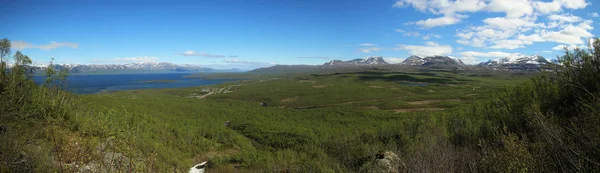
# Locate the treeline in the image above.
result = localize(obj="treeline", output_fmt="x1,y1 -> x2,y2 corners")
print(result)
0,38 -> 73,172
440,39 -> 600,172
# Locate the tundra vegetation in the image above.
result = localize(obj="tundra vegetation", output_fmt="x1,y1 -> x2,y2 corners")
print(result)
1,38 -> 600,172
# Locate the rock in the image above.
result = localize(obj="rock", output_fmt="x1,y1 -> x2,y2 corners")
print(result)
189,161 -> 208,173
363,151 -> 400,173
104,152 -> 131,172
78,162 -> 100,172
0,125 -> 6,135
96,137 -> 115,153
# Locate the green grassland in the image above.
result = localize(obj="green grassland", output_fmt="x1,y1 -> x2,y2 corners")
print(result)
65,69 -> 530,172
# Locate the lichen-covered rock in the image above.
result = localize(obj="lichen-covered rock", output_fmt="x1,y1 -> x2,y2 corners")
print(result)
362,151 -> 400,173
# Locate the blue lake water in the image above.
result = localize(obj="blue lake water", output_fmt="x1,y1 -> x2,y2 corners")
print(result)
32,73 -> 236,94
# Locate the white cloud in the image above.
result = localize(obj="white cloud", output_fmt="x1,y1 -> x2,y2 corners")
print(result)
178,50 -> 227,58
590,12 -> 600,18
393,0 -> 487,15
423,34 -> 442,40
456,10 -> 593,50
404,32 -> 421,37
490,39 -> 531,49
487,0 -> 534,18
534,1 -> 562,14
483,16 -> 538,31
457,56 -> 482,65
534,0 -> 588,14
383,57 -> 406,64
360,43 -> 376,46
415,15 -> 465,28
393,42 -> 453,57
357,47 -> 382,53
460,51 -> 512,58
557,0 -> 588,9
395,29 -> 421,36
548,14 -> 582,23
552,44 -> 586,51
541,21 -> 594,45
393,0 -> 590,30
11,41 -> 79,50
393,0 -> 485,28
297,56 -> 331,60
223,59 -> 275,68
357,43 -> 382,53
92,56 -> 159,63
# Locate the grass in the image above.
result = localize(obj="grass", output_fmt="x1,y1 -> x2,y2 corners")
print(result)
63,69 -> 531,172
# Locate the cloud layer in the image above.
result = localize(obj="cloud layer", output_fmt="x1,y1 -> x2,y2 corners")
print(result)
394,0 -> 594,54
393,42 -> 453,57
178,50 -> 229,58
12,41 -> 79,50
92,56 -> 159,63
297,56 -> 331,60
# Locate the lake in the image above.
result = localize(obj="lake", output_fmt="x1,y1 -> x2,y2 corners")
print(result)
32,73 -> 236,94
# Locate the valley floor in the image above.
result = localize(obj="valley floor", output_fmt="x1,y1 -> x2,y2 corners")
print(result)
63,69 -> 530,172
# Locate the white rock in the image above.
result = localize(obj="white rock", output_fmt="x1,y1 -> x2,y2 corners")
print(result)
189,161 -> 208,173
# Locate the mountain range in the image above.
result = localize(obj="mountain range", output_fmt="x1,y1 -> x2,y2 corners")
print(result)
478,54 -> 551,71
400,55 -> 466,66
25,54 -> 552,75
253,54 -> 552,73
29,62 -> 243,75
322,57 -> 388,67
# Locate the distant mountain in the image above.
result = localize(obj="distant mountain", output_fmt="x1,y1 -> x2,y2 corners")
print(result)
402,55 -> 425,66
322,56 -> 388,67
401,55 -> 465,66
250,65 -> 319,73
478,54 -> 550,71
250,57 -> 388,73
479,54 -> 549,66
30,62 -> 221,75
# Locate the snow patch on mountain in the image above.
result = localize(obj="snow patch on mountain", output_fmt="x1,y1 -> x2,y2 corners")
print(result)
322,56 -> 388,67
479,54 -> 549,66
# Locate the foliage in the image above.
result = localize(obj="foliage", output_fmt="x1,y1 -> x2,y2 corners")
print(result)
1,37 -> 599,172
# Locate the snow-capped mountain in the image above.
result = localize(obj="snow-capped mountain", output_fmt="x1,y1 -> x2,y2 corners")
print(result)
401,55 -> 465,66
478,54 -> 550,71
479,54 -> 549,66
402,55 -> 425,66
322,56 -> 388,67
29,62 -> 216,74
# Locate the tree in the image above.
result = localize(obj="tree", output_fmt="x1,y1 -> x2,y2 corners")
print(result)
0,38 -> 11,91
13,51 -> 31,66
0,38 -> 10,63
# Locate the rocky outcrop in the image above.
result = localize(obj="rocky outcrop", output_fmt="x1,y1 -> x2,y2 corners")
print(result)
362,151 -> 401,173
189,161 -> 208,173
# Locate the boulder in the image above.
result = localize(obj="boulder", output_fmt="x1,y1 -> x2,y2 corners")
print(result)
260,102 -> 268,107
362,151 -> 400,173
189,161 -> 208,173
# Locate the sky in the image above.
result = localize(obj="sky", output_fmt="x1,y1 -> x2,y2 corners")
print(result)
1,0 -> 599,69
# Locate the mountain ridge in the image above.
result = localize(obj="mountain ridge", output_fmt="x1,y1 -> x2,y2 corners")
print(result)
28,62 -> 243,75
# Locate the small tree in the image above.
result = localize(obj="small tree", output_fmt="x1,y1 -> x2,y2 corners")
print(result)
0,38 -> 10,91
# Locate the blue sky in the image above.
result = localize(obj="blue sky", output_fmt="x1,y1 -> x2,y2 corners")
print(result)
1,0 -> 598,69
